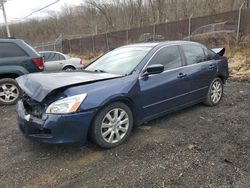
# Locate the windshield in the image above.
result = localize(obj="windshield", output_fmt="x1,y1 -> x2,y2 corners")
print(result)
85,47 -> 151,75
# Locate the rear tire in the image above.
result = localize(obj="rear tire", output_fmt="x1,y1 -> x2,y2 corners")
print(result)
204,77 -> 223,106
0,78 -> 22,105
63,66 -> 76,71
91,102 -> 133,148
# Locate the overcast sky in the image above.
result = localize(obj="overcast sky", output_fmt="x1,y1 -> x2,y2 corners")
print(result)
0,0 -> 83,24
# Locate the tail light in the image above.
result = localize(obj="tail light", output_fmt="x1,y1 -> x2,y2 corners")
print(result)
32,57 -> 44,70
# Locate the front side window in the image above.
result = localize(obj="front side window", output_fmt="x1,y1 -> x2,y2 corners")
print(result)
0,42 -> 27,58
86,47 -> 151,75
148,46 -> 182,71
182,45 -> 206,65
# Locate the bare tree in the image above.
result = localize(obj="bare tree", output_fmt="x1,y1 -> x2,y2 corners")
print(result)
2,0 -> 246,44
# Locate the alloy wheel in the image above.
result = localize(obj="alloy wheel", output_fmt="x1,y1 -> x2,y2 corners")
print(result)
210,80 -> 222,104
101,108 -> 129,144
0,83 -> 19,103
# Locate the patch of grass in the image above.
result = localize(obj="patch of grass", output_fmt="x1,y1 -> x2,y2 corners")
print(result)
68,51 -> 104,66
226,45 -> 250,82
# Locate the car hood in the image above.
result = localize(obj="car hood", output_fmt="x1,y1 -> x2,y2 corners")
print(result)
16,71 -> 122,102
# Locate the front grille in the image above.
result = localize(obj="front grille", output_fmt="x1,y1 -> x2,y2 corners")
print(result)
22,94 -> 45,118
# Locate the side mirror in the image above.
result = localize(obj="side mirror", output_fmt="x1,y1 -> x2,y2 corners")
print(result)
143,64 -> 164,76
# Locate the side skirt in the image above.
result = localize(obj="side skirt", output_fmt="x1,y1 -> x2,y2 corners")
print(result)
137,97 -> 206,126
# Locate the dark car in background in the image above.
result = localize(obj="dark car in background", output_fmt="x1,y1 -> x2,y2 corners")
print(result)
139,33 -> 165,42
184,21 -> 237,41
0,38 -> 44,105
16,41 -> 229,148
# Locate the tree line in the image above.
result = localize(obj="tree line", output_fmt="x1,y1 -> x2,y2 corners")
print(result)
0,0 -> 248,44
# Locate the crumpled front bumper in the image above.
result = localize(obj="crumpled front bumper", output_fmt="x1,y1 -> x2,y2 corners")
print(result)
16,100 -> 95,144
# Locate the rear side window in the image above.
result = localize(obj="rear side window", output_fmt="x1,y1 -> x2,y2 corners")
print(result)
182,45 -> 206,65
43,53 -> 63,62
148,46 -> 182,71
203,48 -> 217,61
0,42 -> 27,58
58,54 -> 65,60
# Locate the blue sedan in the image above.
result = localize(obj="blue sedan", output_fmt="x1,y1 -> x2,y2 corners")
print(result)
16,41 -> 229,148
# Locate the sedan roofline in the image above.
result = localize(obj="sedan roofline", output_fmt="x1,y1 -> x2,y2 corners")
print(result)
39,50 -> 64,54
119,40 -> 204,49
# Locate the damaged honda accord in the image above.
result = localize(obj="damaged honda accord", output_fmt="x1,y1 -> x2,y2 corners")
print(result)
16,41 -> 229,148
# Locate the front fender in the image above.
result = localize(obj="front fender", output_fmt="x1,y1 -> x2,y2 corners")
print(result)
99,95 -> 140,125
62,75 -> 139,111
99,94 -> 132,106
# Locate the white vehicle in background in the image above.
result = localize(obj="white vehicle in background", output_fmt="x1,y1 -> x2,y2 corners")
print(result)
39,51 -> 83,71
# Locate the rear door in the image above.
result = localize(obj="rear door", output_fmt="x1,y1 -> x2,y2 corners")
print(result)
179,44 -> 217,101
139,45 -> 191,120
43,52 -> 64,71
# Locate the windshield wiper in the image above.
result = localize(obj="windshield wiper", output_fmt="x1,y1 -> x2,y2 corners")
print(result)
94,69 -> 107,73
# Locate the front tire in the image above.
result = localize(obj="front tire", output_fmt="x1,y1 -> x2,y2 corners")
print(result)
204,77 -> 223,106
91,102 -> 133,148
0,78 -> 22,105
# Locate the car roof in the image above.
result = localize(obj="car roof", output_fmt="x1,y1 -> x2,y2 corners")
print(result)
120,40 -> 203,49
39,51 -> 63,53
197,21 -> 237,28
0,38 -> 23,42
121,42 -> 160,48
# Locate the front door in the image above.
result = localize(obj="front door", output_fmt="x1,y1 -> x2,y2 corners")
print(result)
139,45 -> 190,121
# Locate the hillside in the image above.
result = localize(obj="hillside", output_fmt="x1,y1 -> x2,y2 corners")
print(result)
0,0 -> 248,44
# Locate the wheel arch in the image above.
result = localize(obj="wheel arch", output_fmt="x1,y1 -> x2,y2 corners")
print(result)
87,96 -> 138,139
62,64 -> 76,70
0,73 -> 20,79
216,75 -> 226,84
100,96 -> 137,124
0,65 -> 28,76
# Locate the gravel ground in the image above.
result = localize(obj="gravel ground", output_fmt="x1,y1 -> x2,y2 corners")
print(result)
0,81 -> 249,188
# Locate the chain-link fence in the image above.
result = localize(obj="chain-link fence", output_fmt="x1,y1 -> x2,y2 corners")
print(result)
36,8 -> 250,55
33,34 -> 63,52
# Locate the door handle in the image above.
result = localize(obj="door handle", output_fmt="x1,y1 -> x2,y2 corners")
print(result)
177,73 -> 187,79
208,64 -> 216,69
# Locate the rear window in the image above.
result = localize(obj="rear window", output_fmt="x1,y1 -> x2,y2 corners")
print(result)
0,42 -> 28,58
224,23 -> 237,31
